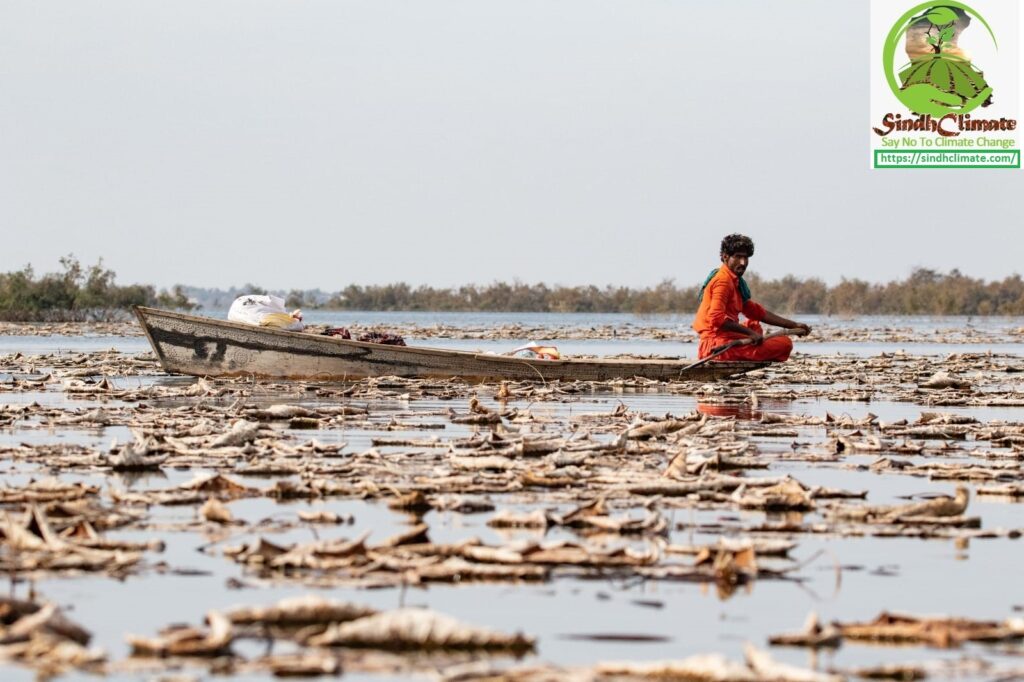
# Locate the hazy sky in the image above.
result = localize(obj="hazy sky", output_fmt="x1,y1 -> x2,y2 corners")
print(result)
1,0 -> 1020,291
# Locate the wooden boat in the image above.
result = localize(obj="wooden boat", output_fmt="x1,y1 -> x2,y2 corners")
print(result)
133,306 -> 768,382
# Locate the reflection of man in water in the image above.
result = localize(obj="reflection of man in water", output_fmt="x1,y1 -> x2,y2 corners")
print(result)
696,402 -> 758,420
692,234 -> 810,362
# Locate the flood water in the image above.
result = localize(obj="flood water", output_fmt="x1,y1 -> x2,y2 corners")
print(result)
2,313 -> 1023,681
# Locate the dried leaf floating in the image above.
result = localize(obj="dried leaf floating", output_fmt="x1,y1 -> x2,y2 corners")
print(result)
105,433 -> 167,471
595,644 -> 841,682
626,417 -> 696,440
0,597 -> 93,646
0,479 -> 99,504
246,404 -> 319,421
839,663 -> 928,680
199,498 -> 234,524
210,419 -> 261,448
732,479 -> 815,511
743,643 -> 842,682
0,598 -> 106,674
835,611 -> 1024,648
667,537 -> 796,559
127,610 -> 234,657
297,509 -> 352,524
181,474 -> 258,499
768,612 -> 843,648
223,537 -> 291,566
919,371 -> 971,390
595,655 -> 759,681
225,595 -> 376,627
416,557 -> 549,583
254,652 -> 341,677
694,545 -> 759,588
487,509 -> 551,529
61,376 -> 116,395
306,608 -> 534,653
574,510 -> 668,536
519,540 -> 657,568
976,482 -> 1024,497
832,486 -> 970,524
377,523 -> 431,548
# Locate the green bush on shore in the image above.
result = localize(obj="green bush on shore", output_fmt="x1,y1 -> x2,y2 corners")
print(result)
0,256 -> 193,322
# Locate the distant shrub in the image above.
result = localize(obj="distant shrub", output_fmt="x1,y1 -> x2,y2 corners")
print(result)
0,256 -> 194,321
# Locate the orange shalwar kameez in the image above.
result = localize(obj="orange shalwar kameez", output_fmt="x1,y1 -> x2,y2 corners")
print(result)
692,266 -> 793,362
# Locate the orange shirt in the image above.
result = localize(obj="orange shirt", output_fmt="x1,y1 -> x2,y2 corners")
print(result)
692,266 -> 766,340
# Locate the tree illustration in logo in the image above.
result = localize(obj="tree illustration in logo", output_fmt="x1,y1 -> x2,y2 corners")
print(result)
883,2 -> 996,116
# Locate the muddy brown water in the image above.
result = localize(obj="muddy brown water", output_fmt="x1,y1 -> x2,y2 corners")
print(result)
2,316 -> 1024,680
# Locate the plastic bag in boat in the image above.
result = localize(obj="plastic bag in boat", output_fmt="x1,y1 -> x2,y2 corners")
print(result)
228,295 -> 304,331
512,342 -> 560,360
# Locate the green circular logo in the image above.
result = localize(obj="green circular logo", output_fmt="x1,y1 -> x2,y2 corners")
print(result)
883,2 -> 997,116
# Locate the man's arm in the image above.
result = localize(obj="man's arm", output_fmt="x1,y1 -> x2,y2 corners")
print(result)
761,309 -> 812,334
720,319 -> 762,340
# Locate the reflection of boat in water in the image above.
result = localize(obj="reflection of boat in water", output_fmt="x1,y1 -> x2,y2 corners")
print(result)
134,307 -> 769,383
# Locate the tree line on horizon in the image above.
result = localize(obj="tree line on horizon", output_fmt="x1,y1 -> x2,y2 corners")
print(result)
4,258 -> 1024,320
292,269 -> 1024,315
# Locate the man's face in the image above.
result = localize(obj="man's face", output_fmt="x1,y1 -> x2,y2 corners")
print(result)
721,251 -> 750,277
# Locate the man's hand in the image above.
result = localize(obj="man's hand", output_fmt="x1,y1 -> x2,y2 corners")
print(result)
748,330 -> 764,345
761,310 -> 811,335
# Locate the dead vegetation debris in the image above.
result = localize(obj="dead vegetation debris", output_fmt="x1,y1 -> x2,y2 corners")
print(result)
3,344 -> 1024,679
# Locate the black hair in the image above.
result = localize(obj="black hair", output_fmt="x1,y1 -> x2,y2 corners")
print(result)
720,233 -> 754,257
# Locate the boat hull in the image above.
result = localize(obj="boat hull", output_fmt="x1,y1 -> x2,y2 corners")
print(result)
133,307 -> 767,382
